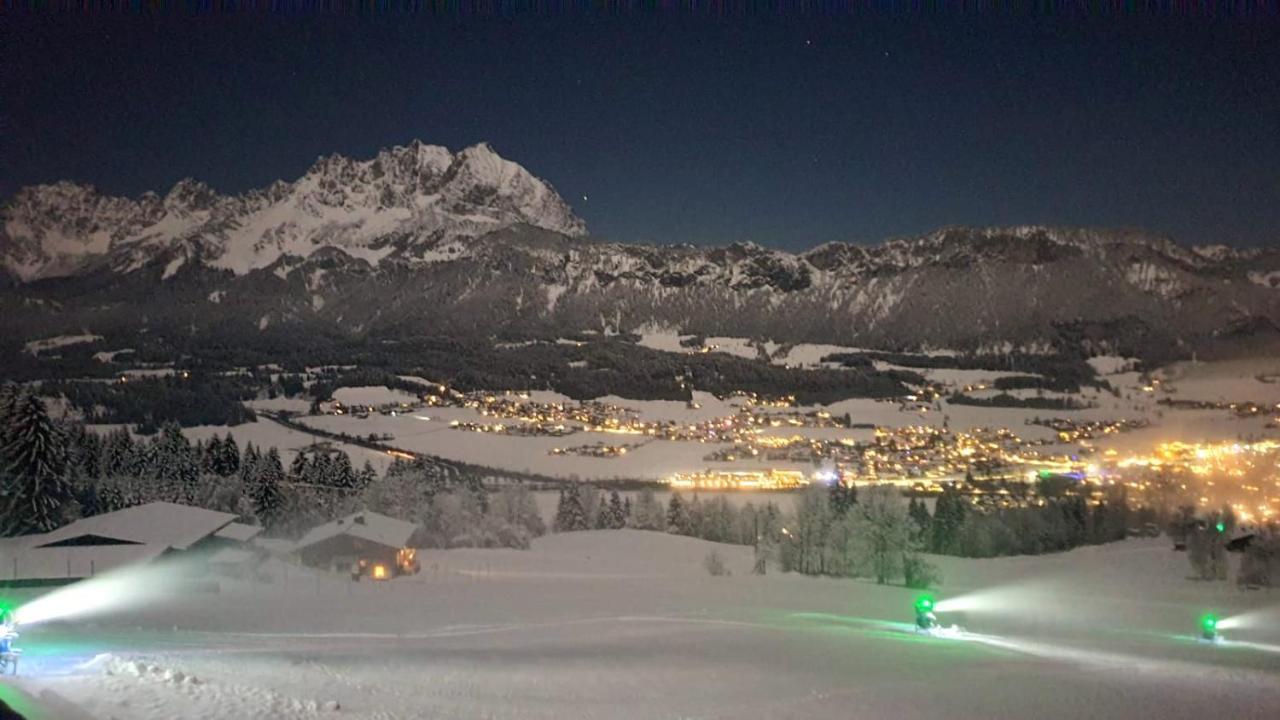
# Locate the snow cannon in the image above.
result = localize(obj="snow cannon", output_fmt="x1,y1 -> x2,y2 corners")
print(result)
1200,614 -> 1220,644
0,608 -> 20,675
914,595 -> 938,631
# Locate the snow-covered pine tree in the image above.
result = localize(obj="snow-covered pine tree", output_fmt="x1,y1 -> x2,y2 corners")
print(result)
253,447 -> 287,531
607,490 -> 626,529
930,484 -> 967,554
594,501 -> 612,529
666,491 -> 688,534
202,435 -> 223,475
2,393 -> 73,535
308,451 -> 332,486
553,488 -> 569,532
851,486 -> 917,585
563,484 -> 588,531
358,460 -> 378,489
67,423 -> 102,480
631,488 -> 663,530
97,478 -> 128,513
100,427 -> 134,478
578,484 -> 600,529
240,443 -> 261,488
288,450 -> 310,481
219,434 -> 241,477
156,423 -> 199,504
0,383 -> 18,447
684,494 -> 704,537
907,497 -> 931,541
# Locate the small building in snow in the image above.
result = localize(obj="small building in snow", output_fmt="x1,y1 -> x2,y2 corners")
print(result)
293,511 -> 419,580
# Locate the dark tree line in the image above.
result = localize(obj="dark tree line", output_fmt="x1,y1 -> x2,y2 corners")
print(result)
46,373 -> 257,432
0,380 -> 379,538
947,392 -> 1087,411
819,350 -> 1103,388
925,483 -> 1130,558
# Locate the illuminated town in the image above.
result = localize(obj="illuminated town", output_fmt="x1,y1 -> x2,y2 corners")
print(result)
320,384 -> 1280,523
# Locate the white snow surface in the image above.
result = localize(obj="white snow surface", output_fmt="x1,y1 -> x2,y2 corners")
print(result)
332,385 -> 420,407
8,533 -> 1280,719
23,334 -> 102,355
1088,354 -> 1141,375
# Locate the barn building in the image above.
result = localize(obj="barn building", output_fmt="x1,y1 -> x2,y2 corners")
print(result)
292,511 -> 419,580
0,502 -> 260,587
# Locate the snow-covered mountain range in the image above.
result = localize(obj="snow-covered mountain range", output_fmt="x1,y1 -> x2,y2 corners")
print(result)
2,141 -> 1278,361
0,141 -> 584,282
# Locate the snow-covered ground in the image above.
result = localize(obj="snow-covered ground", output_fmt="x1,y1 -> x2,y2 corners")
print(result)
332,386 -> 421,407
593,392 -> 734,423
773,343 -> 867,368
8,533 -> 1279,719
296,413 -> 808,480
182,420 -> 395,473
91,348 -> 135,364
1155,358 -> 1280,404
23,334 -> 103,355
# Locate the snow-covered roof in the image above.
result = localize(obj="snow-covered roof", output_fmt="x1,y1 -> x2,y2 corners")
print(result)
214,522 -> 263,543
30,502 -> 239,551
293,511 -> 417,553
0,543 -> 169,580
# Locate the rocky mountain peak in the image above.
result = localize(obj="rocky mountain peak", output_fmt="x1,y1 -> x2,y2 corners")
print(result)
0,140 -> 587,281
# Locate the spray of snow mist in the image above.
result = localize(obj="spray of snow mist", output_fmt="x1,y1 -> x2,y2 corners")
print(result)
14,557 -> 197,627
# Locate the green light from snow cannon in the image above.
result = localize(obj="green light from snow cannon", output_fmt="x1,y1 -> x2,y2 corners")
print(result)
1201,614 -> 1219,640
914,595 -> 937,630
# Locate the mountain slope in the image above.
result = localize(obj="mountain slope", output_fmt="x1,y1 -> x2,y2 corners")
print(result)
2,143 -> 1278,365
0,141 -> 584,282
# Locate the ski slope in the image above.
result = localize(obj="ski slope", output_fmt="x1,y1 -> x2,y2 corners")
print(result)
6,532 -> 1280,719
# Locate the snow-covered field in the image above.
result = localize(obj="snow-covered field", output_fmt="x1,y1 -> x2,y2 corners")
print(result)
332,386 -> 421,407
296,413 -> 809,480
8,533 -> 1280,719
182,420 -> 395,473
23,334 -> 103,355
1155,358 -> 1280,404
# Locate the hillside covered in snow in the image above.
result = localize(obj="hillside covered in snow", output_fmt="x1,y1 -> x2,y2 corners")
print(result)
3,141 -> 1280,364
6,531 -> 1280,719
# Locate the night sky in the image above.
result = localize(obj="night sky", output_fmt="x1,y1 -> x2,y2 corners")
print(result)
2,12 -> 1278,250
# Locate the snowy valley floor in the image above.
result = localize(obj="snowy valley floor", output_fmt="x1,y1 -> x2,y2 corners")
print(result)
5,532 -> 1280,719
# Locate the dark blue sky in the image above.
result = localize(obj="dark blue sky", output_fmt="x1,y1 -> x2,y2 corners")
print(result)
2,12 -> 1278,250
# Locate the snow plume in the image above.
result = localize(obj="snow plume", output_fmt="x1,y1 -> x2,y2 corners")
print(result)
14,556 -> 199,627
1217,606 -> 1280,632
933,579 -> 1060,617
